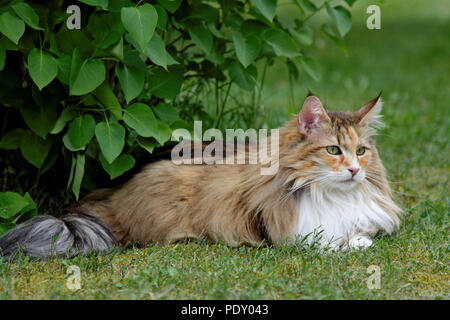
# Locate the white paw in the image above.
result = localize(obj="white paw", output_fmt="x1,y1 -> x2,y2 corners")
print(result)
348,235 -> 373,250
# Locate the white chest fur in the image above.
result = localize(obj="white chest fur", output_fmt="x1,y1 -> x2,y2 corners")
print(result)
295,186 -> 395,247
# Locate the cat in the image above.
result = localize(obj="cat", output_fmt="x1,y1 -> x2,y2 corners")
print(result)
0,94 -> 401,260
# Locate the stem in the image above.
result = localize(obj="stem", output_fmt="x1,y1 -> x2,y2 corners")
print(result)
217,81 -> 232,127
256,58 -> 269,110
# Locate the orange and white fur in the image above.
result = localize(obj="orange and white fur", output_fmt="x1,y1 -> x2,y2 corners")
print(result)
0,95 -> 402,259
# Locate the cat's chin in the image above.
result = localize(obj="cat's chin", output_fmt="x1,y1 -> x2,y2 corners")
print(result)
335,179 -> 362,191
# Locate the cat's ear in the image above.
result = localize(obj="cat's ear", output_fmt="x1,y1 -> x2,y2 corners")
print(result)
298,96 -> 330,136
356,93 -> 384,129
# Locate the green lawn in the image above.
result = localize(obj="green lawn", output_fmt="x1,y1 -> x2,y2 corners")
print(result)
0,0 -> 448,299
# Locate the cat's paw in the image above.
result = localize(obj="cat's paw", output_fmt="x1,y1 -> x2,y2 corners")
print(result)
347,235 -> 373,250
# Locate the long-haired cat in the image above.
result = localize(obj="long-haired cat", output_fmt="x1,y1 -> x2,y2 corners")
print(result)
0,95 -> 401,259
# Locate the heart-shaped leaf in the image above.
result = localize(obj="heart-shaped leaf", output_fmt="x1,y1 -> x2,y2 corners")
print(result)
123,103 -> 158,137
11,2 -> 44,30
232,33 -> 261,68
121,4 -> 158,51
100,153 -> 135,179
0,128 -> 25,150
326,4 -> 352,37
20,133 -> 51,168
153,103 -> 179,124
186,21 -> 213,54
70,49 -> 106,95
229,61 -> 257,91
264,28 -> 299,58
252,0 -> 277,22
95,122 -> 125,164
0,12 -> 25,44
66,115 -> 96,149
92,82 -> 123,120
115,64 -> 145,103
28,49 -> 58,90
147,66 -> 183,99
0,192 -> 29,219
299,56 -> 321,81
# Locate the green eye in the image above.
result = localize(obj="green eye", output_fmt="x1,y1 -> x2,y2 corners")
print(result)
356,146 -> 366,155
326,146 -> 342,155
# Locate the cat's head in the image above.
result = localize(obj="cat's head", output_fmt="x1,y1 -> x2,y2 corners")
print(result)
281,94 -> 386,192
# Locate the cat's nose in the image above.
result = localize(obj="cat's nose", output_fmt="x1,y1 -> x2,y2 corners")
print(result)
348,168 -> 360,176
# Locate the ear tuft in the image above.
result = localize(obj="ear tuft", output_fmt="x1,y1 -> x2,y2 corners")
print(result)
356,93 -> 384,131
298,96 -> 330,136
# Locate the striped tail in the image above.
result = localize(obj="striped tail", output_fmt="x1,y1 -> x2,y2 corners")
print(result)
0,211 -> 118,261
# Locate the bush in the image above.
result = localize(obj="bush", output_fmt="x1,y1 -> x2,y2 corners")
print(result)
0,0 -> 355,234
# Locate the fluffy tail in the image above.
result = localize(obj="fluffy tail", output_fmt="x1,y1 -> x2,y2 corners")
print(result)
0,211 -> 118,261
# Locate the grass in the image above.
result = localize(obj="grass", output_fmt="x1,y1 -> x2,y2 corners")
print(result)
0,0 -> 449,299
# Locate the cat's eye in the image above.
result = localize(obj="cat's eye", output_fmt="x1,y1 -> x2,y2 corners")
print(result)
356,146 -> 366,155
326,146 -> 342,155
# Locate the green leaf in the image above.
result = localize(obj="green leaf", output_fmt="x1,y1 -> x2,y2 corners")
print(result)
87,12 -> 125,48
186,21 -> 213,54
252,0 -> 277,22
137,136 -> 158,154
27,49 -> 58,91
20,133 -> 51,168
263,28 -> 300,58
153,103 -> 179,124
40,147 -> 58,175
67,155 -> 76,189
157,0 -> 182,14
154,5 -> 167,30
51,107 -> 77,134
290,26 -> 313,46
121,4 -> 157,51
326,4 -> 352,37
79,0 -> 109,10
55,27 -> 94,58
15,192 -> 37,224
0,128 -> 25,150
100,153 -> 135,179
229,61 -> 257,91
147,66 -> 183,99
345,0 -> 357,7
115,64 -> 145,104
63,134 -> 84,152
299,55 -> 321,81
296,0 -> 317,11
321,23 -> 347,53
92,81 -> 123,120
11,2 -> 44,31
232,33 -> 261,68
144,33 -> 171,70
123,103 -> 158,138
95,122 -> 125,164
0,12 -> 25,45
153,121 -> 172,145
0,221 -> 16,236
67,115 -> 96,149
22,102 -> 57,139
70,49 -> 106,95
72,153 -> 85,200
0,192 -> 28,219
56,54 -> 71,85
